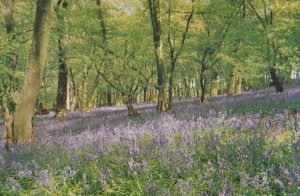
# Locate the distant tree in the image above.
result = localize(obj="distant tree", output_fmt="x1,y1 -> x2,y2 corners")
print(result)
95,0 -> 151,116
166,0 -> 194,109
246,0 -> 298,92
55,0 -> 69,117
195,1 -> 233,103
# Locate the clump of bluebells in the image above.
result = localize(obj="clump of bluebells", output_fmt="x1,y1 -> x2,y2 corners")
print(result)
0,87 -> 300,195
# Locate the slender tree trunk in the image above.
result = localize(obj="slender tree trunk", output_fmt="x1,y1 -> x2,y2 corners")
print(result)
148,0 -> 168,112
66,79 -> 71,110
185,78 -> 191,98
55,0 -> 68,117
149,89 -> 154,102
199,63 -> 206,103
200,85 -> 206,103
229,69 -> 236,95
219,78 -> 227,95
2,97 -> 13,148
143,86 -> 147,102
69,68 -> 77,111
106,88 -> 112,106
55,37 -> 68,116
210,71 -> 218,97
89,72 -> 100,108
80,64 -> 89,112
236,76 -> 242,94
10,0 -> 53,144
168,63 -> 175,109
168,75 -> 174,108
200,84 -> 206,103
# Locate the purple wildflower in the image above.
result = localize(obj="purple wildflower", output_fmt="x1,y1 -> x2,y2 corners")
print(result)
5,177 -> 22,192
0,154 -> 5,167
61,166 -> 76,179
36,170 -> 52,187
18,169 -> 32,178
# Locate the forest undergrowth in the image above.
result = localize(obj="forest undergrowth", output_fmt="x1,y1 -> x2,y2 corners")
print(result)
0,87 -> 300,195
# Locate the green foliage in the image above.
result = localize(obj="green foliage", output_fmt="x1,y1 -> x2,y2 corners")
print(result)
0,0 -> 299,107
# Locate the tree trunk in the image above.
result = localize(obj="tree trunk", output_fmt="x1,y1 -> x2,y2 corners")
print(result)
185,78 -> 191,98
56,57 -> 68,117
228,69 -> 236,95
106,87 -> 112,106
200,83 -> 206,103
269,67 -> 284,93
143,86 -> 147,102
70,95 -> 77,111
66,79 -> 71,110
200,86 -> 206,103
80,64 -> 89,112
69,67 -> 77,111
236,76 -> 242,94
199,64 -> 206,103
210,72 -> 218,97
124,95 -> 138,117
10,0 -> 53,144
2,97 -> 13,148
167,62 -> 175,110
149,89 -> 155,102
219,78 -> 227,95
148,0 -> 168,112
55,0 -> 68,117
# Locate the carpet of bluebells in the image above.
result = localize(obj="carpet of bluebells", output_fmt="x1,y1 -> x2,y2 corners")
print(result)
1,87 -> 300,195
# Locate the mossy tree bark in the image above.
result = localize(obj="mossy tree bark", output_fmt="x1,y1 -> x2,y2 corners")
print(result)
8,0 -> 53,144
55,0 -> 69,117
148,0 -> 168,112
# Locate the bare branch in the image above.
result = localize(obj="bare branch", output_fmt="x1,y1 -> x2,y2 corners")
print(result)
96,69 -> 124,93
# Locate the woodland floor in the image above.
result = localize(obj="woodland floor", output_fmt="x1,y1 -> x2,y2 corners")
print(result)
1,86 -> 300,195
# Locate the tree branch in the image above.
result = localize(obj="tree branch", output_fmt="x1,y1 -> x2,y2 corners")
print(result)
96,70 -> 124,93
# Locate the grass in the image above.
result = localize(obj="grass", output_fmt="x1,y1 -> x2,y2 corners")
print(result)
228,99 -> 300,114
